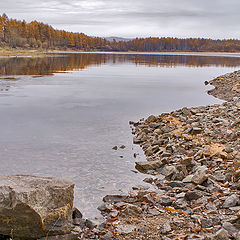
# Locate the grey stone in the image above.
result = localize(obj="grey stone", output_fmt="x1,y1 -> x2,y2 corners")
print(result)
192,166 -> 208,185
222,194 -> 239,208
101,231 -> 114,240
147,208 -> 160,216
0,175 -> 74,239
185,191 -> 202,201
116,224 -> 136,234
97,203 -> 112,213
146,115 -> 156,122
103,195 -> 127,203
222,222 -> 238,238
161,221 -> 172,234
157,196 -> 173,206
214,228 -> 230,240
191,127 -> 202,134
201,218 -> 213,228
168,181 -> 183,188
159,165 -> 178,177
85,218 -> 104,229
182,174 -> 194,183
133,137 -> 143,144
180,157 -> 194,167
72,208 -> 84,226
135,160 -> 163,171
121,204 -> 142,216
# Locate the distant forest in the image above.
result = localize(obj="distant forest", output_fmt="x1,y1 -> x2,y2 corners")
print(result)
1,14 -> 240,52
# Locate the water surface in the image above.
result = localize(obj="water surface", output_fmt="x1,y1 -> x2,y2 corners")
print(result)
0,53 -> 239,217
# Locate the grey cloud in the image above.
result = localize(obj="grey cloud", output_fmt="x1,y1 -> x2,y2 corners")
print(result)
0,0 -> 239,39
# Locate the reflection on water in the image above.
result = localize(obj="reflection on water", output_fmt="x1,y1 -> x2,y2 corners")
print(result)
0,53 -> 240,76
0,53 -> 239,217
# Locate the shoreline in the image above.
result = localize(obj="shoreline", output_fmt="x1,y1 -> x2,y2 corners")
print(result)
1,48 -> 240,58
76,70 -> 240,239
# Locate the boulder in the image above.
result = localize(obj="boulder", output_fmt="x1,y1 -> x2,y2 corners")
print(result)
0,175 -> 74,239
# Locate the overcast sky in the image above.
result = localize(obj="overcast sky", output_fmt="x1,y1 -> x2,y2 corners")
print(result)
0,0 -> 239,39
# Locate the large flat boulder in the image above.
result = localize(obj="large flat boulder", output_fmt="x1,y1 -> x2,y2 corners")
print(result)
0,175 -> 74,239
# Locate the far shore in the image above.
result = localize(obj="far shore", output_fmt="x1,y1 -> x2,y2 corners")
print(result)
1,47 -> 240,57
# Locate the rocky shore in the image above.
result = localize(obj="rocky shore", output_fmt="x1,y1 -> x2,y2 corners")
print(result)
76,70 -> 240,239
208,70 -> 240,101
0,70 -> 239,240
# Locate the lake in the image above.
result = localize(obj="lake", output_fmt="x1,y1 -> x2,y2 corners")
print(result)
0,53 -> 239,217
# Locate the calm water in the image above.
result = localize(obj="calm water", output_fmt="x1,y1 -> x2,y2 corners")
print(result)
0,53 -> 239,217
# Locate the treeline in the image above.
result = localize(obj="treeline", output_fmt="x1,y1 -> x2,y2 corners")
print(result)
113,38 -> 240,52
1,14 -> 240,52
0,14 -> 109,50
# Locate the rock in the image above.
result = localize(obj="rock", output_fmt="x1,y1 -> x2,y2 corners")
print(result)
159,165 -> 177,178
71,226 -> 82,234
213,171 -> 227,182
133,137 -> 143,144
201,218 -> 213,228
72,208 -> 83,226
0,175 -> 74,239
116,224 -> 136,234
121,204 -> 142,216
101,231 -> 114,240
129,71 -> 240,240
147,208 -> 160,216
135,160 -> 163,172
214,228 -> 230,240
222,194 -> 239,208
143,177 -> 154,184
85,219 -> 96,229
139,193 -> 155,204
72,208 -> 82,219
185,191 -> 202,201
161,221 -> 172,234
103,195 -> 127,203
157,196 -> 173,206
182,174 -> 194,183
191,166 -> 208,185
168,181 -> 183,188
109,210 -> 118,218
191,127 -> 202,134
138,226 -> 148,233
85,218 -> 104,229
180,157 -> 194,167
97,203 -> 112,213
146,115 -> 156,122
222,222 -> 238,238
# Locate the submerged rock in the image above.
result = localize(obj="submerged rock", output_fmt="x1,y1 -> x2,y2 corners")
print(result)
0,175 -> 74,239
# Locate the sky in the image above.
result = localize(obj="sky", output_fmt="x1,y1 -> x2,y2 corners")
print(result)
0,0 -> 240,39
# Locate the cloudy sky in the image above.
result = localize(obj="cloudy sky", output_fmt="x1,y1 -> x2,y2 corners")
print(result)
0,0 -> 239,39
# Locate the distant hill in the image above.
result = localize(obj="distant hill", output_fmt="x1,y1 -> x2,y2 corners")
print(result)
105,37 -> 132,42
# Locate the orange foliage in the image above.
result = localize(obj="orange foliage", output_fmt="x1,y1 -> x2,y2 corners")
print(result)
1,14 -> 240,52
